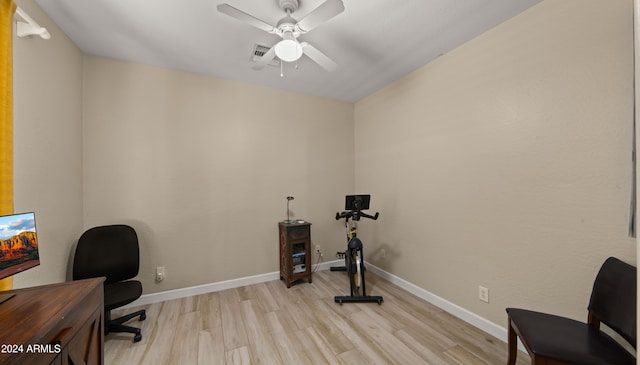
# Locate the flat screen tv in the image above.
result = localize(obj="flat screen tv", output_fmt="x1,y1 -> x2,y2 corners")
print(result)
0,212 -> 39,302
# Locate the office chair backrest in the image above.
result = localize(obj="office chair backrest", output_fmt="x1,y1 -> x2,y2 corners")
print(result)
587,257 -> 636,348
73,224 -> 140,285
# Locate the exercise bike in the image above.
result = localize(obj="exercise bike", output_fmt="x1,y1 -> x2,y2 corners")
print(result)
332,195 -> 383,305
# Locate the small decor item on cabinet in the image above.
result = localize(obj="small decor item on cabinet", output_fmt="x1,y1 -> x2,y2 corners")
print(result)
278,221 -> 312,288
285,196 -> 294,223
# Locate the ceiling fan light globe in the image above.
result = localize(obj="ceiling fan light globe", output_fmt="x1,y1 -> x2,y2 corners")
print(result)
275,39 -> 302,62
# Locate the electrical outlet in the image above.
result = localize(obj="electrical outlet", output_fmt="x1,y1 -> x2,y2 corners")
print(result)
315,245 -> 321,253
156,266 -> 165,282
478,286 -> 489,303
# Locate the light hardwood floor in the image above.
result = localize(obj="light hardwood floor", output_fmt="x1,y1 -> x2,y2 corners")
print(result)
105,270 -> 530,364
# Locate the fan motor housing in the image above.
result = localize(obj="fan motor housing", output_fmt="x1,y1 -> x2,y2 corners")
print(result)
279,0 -> 299,13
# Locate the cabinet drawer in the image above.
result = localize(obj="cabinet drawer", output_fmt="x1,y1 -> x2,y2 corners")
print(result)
287,227 -> 309,240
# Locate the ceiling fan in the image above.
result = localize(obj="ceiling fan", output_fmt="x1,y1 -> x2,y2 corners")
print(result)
217,0 -> 345,72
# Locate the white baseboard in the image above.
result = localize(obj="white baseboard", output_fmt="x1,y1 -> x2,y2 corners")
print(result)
123,259 -> 519,350
123,271 -> 280,308
364,263 -> 513,347
123,259 -> 341,309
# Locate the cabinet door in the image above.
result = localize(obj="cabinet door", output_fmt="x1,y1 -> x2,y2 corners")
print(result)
62,308 -> 103,365
291,241 -> 307,274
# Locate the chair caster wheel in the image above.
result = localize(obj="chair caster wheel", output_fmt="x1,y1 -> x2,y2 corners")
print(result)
140,313 -> 147,321
133,333 -> 142,342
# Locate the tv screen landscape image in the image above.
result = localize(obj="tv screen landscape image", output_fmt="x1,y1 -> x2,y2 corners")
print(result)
0,212 -> 39,281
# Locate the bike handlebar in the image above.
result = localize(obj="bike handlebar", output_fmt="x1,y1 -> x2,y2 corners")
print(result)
335,210 -> 379,221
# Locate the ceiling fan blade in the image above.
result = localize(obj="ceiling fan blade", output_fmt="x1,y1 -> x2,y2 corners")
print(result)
217,3 -> 276,33
252,46 -> 277,70
295,0 -> 345,33
301,42 -> 338,72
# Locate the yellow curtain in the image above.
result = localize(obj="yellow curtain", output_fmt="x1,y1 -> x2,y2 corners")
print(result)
0,0 -> 15,292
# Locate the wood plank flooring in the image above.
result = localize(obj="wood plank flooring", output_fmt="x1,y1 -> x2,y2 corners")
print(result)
105,270 -> 530,364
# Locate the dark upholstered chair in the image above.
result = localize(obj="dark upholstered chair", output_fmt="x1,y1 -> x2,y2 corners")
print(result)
73,225 -> 146,342
506,257 -> 636,365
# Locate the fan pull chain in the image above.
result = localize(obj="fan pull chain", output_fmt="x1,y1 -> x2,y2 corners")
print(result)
280,61 -> 284,77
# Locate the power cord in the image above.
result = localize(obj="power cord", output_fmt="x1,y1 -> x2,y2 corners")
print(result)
313,250 -> 324,272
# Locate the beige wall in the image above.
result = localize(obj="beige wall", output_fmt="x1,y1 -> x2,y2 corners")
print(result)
81,57 -> 354,293
13,0 -> 83,288
354,0 -> 636,327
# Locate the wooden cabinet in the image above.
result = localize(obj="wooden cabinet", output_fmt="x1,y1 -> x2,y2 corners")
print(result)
0,278 -> 104,365
279,221 -> 312,288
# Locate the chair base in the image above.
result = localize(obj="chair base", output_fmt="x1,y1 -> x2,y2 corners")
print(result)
106,309 -> 146,342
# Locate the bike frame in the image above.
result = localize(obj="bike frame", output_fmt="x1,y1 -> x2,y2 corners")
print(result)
333,205 -> 383,305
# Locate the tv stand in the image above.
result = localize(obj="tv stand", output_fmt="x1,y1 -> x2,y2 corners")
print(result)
0,278 -> 105,364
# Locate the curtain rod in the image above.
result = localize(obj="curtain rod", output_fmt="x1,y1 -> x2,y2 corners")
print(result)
15,6 -> 50,39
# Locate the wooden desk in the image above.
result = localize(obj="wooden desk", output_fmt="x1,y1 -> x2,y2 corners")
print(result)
0,278 -> 104,365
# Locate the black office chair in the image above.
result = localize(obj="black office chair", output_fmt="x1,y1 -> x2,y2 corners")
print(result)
73,225 -> 146,342
506,257 -> 636,365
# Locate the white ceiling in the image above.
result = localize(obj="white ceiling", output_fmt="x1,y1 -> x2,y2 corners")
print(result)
35,0 -> 541,103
